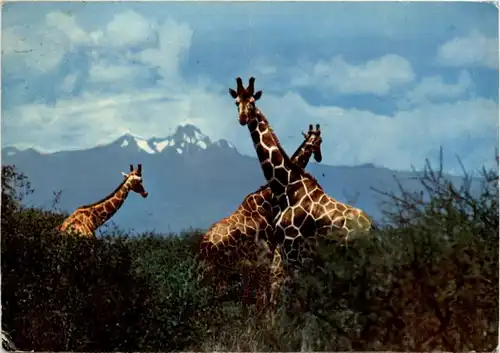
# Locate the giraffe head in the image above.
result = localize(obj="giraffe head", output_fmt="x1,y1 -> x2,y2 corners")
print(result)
302,123 -> 323,163
121,164 -> 148,198
228,77 -> 263,125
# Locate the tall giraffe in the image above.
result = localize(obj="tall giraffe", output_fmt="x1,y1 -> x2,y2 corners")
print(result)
200,124 -> 323,309
228,77 -> 377,304
56,164 -> 148,237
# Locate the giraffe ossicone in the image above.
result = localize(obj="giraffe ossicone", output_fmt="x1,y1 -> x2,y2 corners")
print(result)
56,163 -> 148,237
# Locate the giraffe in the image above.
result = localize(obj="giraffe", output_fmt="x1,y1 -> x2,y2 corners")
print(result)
56,164 -> 148,237
200,124 -> 323,309
228,77 -> 378,307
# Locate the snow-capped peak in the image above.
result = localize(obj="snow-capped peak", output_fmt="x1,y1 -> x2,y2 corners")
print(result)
147,124 -> 214,155
134,137 -> 156,154
170,124 -> 211,151
115,131 -> 156,154
114,124 -> 236,155
119,129 -> 148,140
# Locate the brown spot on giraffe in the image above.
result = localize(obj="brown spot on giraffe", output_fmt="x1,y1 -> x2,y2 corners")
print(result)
56,164 -> 148,237
229,77 -> 378,309
200,124 -> 323,310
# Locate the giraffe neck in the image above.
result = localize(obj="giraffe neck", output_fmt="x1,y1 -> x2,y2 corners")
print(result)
86,180 -> 132,230
290,143 -> 314,170
247,109 -> 299,200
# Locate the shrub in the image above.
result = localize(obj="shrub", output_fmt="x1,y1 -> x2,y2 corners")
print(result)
2,152 -> 498,352
267,152 -> 499,351
1,229 -> 156,350
1,166 -> 155,351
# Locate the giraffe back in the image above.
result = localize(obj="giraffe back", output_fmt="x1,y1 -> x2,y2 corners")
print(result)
200,185 -> 276,269
57,208 -> 96,237
275,175 -> 375,264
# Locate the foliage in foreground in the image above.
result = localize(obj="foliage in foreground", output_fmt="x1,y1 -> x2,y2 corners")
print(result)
1,157 -> 498,351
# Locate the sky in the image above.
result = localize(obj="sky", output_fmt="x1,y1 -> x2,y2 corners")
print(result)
2,1 -> 499,175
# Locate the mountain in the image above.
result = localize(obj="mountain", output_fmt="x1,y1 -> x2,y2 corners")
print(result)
1,124 -> 473,235
107,125 -> 237,156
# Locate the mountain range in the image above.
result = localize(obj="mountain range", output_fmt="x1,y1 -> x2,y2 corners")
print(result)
2,124 -> 470,235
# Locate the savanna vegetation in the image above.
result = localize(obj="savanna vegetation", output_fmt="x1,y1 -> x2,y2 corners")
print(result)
1,154 -> 498,351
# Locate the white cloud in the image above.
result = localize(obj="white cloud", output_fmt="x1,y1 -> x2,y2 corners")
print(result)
60,73 -> 79,94
2,9 -> 187,82
2,11 -> 92,78
399,70 -> 473,108
84,11 -> 155,50
45,11 -> 88,45
436,30 -> 498,69
83,13 -> 194,86
3,11 -> 93,75
290,54 -> 415,96
2,8 -> 497,174
103,11 -> 154,48
256,92 -> 498,172
1,87 -> 238,154
134,18 -> 193,82
87,62 -> 147,85
3,84 -> 497,174
3,24 -> 68,73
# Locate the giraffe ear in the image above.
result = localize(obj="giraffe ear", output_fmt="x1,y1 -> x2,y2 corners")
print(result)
302,131 -> 307,138
253,90 -> 262,101
121,172 -> 128,178
229,88 -> 238,99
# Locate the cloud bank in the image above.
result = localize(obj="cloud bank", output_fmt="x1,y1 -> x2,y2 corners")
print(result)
2,3 -> 498,175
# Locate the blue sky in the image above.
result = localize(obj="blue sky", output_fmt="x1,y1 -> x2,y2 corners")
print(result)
2,1 -> 498,174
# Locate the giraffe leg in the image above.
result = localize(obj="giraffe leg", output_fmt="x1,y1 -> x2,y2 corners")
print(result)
267,277 -> 283,327
255,271 -> 269,313
269,279 -> 281,313
267,245 -> 285,314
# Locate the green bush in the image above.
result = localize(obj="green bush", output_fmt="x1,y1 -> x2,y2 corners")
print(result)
1,154 -> 498,352
1,165 -> 243,351
1,223 -> 154,350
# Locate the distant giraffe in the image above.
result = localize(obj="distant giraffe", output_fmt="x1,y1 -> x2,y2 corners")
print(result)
200,124 -> 323,309
229,77 -> 377,306
56,164 -> 148,237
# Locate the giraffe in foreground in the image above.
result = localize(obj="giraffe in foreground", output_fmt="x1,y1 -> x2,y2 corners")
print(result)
228,77 -> 377,304
56,164 -> 148,237
200,124 -> 323,309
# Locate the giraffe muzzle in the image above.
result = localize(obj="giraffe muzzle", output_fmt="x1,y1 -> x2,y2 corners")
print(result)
140,191 -> 149,198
